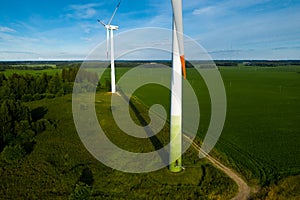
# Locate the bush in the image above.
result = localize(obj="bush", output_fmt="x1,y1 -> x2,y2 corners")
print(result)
69,182 -> 92,200
1,145 -> 25,163
63,83 -> 73,94
46,93 -> 55,99
32,119 -> 48,134
33,93 -> 42,101
21,94 -> 33,102
14,120 -> 35,144
18,130 -> 35,144
56,88 -> 64,97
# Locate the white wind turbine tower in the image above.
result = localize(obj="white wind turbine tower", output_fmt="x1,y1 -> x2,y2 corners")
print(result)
170,0 -> 186,173
98,0 -> 122,93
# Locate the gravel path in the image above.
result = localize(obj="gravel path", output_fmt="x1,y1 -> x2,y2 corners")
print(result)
183,135 -> 251,200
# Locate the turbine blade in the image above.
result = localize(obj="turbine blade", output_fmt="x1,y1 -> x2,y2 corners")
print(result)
106,29 -> 109,59
97,19 -> 106,27
172,0 -> 186,79
108,0 -> 122,25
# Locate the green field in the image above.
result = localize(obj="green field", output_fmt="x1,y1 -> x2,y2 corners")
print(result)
120,65 -> 300,185
216,66 -> 300,184
10,64 -> 57,68
3,68 -> 62,76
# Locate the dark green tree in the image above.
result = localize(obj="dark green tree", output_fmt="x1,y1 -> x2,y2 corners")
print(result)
47,73 -> 62,94
0,80 -> 11,101
0,73 -> 6,86
0,100 -> 31,146
35,75 -> 48,94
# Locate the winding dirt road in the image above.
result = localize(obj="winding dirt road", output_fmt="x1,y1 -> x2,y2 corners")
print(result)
183,135 -> 251,200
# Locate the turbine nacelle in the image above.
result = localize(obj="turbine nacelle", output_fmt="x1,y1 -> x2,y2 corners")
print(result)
97,20 -> 119,31
106,25 -> 119,30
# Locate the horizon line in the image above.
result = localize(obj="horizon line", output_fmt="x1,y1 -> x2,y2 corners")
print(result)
1,59 -> 300,62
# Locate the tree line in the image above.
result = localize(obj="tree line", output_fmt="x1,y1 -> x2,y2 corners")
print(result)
0,67 -> 99,102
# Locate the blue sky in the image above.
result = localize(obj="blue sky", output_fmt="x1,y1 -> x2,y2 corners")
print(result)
0,0 -> 300,60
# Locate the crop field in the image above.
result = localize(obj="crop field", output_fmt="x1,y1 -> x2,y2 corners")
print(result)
87,65 -> 300,185
215,66 -> 300,183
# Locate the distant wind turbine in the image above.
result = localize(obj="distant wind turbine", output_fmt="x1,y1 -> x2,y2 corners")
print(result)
169,0 -> 186,173
98,0 -> 122,93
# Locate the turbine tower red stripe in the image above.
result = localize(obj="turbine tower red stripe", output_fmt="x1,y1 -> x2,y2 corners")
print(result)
180,55 -> 186,79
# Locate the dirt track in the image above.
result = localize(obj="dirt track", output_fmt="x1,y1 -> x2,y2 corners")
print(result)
183,135 -> 251,200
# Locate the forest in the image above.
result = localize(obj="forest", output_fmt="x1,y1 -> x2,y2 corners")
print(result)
0,68 -> 99,164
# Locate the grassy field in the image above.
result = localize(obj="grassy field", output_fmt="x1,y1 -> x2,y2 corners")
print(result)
3,69 -> 62,76
10,64 -> 57,68
0,63 -> 60,76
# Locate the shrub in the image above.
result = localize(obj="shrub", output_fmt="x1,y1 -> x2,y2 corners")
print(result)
56,88 -> 64,97
33,93 -> 42,101
32,119 -> 48,134
69,182 -> 92,200
63,82 -> 73,94
21,94 -> 33,102
46,93 -> 55,99
1,145 -> 25,163
16,130 -> 35,145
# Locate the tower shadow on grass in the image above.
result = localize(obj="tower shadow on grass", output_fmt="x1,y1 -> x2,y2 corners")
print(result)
117,88 -> 169,165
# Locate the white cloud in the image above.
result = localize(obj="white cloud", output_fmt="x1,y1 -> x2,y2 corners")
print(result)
0,32 -> 40,43
80,37 -> 93,42
66,3 -> 101,19
192,0 -> 273,16
0,26 -> 16,33
69,3 -> 100,10
193,6 -> 215,15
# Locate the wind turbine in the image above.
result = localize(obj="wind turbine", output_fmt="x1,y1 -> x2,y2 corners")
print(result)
169,0 -> 186,173
98,0 -> 122,93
